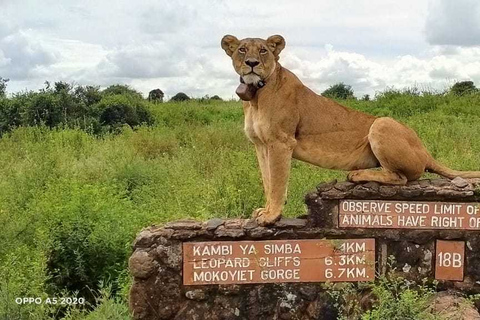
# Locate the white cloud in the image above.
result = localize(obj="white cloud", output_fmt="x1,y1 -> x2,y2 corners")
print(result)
425,0 -> 480,46
279,45 -> 480,97
1,0 -> 480,99
0,29 -> 58,79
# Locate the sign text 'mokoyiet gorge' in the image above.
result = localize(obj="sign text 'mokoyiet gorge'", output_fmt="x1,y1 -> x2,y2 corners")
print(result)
339,200 -> 480,229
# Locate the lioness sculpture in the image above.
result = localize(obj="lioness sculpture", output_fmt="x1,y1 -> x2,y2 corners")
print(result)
221,34 -> 480,226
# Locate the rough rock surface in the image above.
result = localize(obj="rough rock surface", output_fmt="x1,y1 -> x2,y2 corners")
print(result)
429,291 -> 480,320
129,179 -> 480,319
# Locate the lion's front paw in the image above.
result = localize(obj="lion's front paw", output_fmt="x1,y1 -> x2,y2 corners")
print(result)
252,208 -> 265,219
347,170 -> 363,182
253,208 -> 281,226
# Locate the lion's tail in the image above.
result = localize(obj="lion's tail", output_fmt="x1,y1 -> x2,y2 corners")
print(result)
426,159 -> 480,179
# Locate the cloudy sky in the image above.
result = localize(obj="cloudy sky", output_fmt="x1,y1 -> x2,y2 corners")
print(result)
1,0 -> 480,99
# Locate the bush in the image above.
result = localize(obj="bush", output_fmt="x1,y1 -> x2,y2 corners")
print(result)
96,94 -> 154,131
0,77 -> 9,97
322,82 -> 355,99
102,84 -> 143,100
326,266 -> 438,320
148,89 -> 164,103
0,82 -> 156,137
171,92 -> 190,101
450,81 -> 477,96
22,92 -> 63,127
35,180 -> 141,304
74,85 -> 103,107
0,97 -> 21,135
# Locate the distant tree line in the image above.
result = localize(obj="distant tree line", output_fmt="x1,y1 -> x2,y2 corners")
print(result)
0,82 -> 154,136
321,80 -> 479,100
0,79 -> 228,137
0,77 -> 476,137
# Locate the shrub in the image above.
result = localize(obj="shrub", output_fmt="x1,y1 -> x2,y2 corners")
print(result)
0,77 -> 9,97
322,82 -> 355,99
74,85 -> 103,107
450,81 -> 477,96
171,92 -> 190,101
0,97 -> 21,135
36,180 -> 141,304
22,92 -> 63,128
362,276 -> 437,320
102,84 -> 144,100
96,94 -> 154,131
148,89 -> 164,103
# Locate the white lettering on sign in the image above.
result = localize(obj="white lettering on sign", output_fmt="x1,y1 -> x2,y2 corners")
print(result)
258,256 -> 301,268
240,244 -> 256,255
325,267 -> 367,279
438,252 -> 463,268
193,245 -> 232,256
193,270 -> 255,282
431,216 -> 465,228
263,243 -> 301,254
397,215 -> 427,227
184,239 -> 375,285
394,203 -> 430,214
339,200 -> 480,230
193,257 -> 250,269
260,269 -> 300,280
340,241 -> 365,253
467,205 -> 480,215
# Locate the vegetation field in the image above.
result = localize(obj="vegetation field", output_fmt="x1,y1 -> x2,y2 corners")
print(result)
1,85 -> 480,319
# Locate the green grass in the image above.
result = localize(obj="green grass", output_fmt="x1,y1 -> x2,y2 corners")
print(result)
1,92 -> 480,319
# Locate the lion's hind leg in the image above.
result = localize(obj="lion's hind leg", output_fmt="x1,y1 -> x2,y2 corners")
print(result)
348,169 -> 407,185
348,117 -> 428,185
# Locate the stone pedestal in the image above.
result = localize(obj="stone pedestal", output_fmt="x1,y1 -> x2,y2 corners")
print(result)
128,179 -> 480,320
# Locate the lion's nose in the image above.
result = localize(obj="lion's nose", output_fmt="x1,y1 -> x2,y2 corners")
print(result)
245,59 -> 259,68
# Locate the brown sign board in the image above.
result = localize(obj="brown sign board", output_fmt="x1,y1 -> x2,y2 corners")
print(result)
435,240 -> 465,281
183,239 -> 375,285
339,200 -> 480,230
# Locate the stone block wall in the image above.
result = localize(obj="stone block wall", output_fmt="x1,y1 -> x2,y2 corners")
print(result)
129,179 -> 480,319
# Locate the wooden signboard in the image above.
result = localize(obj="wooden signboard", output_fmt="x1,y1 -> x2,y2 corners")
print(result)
435,240 -> 465,281
339,200 -> 480,230
183,239 -> 375,285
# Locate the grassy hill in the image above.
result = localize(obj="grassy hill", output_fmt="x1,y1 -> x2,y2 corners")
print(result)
1,90 -> 480,319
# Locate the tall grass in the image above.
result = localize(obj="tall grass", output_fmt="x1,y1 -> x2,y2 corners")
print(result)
1,92 -> 480,319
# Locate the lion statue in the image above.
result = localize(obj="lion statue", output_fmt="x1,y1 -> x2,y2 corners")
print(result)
221,34 -> 480,226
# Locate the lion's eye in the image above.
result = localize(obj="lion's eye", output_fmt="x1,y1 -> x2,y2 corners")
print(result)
260,48 -> 268,54
238,47 -> 246,53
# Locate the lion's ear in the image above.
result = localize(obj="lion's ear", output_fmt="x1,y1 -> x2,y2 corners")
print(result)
221,35 -> 240,57
266,35 -> 285,60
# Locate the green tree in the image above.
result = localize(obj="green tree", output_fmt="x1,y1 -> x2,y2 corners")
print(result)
54,81 -> 73,94
0,78 -> 9,97
171,92 -> 190,101
322,82 -> 355,100
103,84 -> 144,100
96,94 -> 154,131
148,89 -> 164,103
74,85 -> 102,107
450,81 -> 477,96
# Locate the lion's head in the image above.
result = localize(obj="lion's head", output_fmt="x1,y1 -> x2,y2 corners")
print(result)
221,35 -> 285,86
